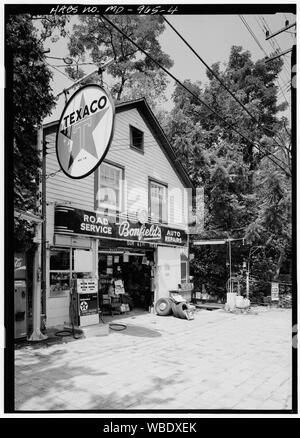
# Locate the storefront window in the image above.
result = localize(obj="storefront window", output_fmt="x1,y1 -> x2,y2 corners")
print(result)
149,179 -> 168,224
96,162 -> 123,212
50,248 -> 71,297
50,249 -> 70,270
72,249 -> 93,278
50,248 -> 94,297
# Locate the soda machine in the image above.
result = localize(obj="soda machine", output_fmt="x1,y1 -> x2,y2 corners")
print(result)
14,253 -> 27,339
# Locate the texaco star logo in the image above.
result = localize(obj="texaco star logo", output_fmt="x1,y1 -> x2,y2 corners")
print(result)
56,84 -> 115,179
80,301 -> 88,312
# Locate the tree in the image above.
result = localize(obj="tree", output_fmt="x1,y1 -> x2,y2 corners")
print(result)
165,46 -> 291,296
7,14 -> 56,250
66,15 -> 173,108
244,158 -> 292,282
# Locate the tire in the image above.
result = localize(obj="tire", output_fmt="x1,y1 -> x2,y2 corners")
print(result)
155,298 -> 173,316
171,301 -> 180,318
174,302 -> 189,319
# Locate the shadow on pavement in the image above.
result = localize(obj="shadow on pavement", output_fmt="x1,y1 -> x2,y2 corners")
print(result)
110,324 -> 161,338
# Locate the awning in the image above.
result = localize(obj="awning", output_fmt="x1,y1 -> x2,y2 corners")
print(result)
193,238 -> 244,245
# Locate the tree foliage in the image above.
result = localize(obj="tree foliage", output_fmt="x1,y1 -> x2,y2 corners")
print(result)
165,46 -> 292,295
7,14 -> 56,249
66,15 -> 173,107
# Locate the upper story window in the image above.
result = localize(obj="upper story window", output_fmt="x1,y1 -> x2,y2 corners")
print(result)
95,162 -> 123,213
149,179 -> 168,224
130,125 -> 144,153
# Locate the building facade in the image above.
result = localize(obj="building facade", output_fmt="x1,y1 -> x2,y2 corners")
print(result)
43,98 -> 194,327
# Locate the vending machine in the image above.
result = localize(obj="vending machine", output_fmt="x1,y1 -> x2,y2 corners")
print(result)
14,253 -> 27,339
74,278 -> 99,327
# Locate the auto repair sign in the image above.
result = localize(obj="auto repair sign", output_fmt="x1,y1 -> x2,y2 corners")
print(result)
56,84 -> 115,179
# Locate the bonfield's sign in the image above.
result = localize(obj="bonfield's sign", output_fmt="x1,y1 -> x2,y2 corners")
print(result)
56,84 -> 115,179
55,206 -> 187,246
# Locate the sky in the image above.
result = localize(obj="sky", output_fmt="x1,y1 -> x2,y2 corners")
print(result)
39,10 -> 296,124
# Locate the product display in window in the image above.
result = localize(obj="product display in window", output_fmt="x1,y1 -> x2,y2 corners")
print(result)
50,272 -> 70,296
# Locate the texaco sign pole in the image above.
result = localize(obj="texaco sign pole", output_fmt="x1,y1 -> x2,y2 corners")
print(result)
28,59 -> 113,341
28,128 -> 48,341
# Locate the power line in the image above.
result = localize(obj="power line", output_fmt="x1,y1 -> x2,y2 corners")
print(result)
258,15 -> 292,102
242,15 -> 289,91
101,15 -> 290,177
244,16 -> 289,96
163,15 -> 289,159
239,15 -> 267,54
259,16 -> 291,81
240,15 -> 289,107
45,60 -> 75,82
284,13 -> 296,43
163,17 -> 257,121
50,62 -> 95,68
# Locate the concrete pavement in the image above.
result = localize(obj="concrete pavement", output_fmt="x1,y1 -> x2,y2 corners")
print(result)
14,307 -> 293,411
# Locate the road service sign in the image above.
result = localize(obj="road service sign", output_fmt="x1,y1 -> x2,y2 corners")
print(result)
56,84 -> 115,179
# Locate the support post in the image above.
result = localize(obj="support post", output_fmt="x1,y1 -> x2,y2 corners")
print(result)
28,221 -> 47,341
229,238 -> 232,293
28,128 -> 47,341
41,133 -> 47,320
246,267 -> 250,299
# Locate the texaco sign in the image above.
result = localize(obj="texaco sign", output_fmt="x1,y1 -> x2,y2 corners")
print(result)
56,84 -> 115,179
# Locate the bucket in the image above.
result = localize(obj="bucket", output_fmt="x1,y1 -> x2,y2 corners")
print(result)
226,292 -> 237,311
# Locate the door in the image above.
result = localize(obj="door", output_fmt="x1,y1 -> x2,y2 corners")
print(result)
156,246 -> 181,301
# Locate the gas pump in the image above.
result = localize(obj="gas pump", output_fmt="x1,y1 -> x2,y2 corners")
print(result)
14,253 -> 27,339
73,278 -> 99,327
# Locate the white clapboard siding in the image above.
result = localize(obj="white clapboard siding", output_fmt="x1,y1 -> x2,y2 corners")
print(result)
44,104 -> 189,327
45,106 -> 189,230
106,108 -> 188,226
46,131 -> 94,210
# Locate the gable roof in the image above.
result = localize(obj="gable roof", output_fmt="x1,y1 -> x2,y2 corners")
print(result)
43,97 -> 194,189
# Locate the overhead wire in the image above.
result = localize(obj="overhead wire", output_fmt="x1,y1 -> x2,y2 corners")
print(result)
239,15 -> 267,54
50,62 -> 96,68
284,13 -> 297,43
45,60 -> 76,82
240,15 -> 290,107
46,127 -> 287,164
101,15 -> 291,177
163,15 -> 289,158
258,15 -> 292,105
43,17 -> 290,175
259,15 -> 291,81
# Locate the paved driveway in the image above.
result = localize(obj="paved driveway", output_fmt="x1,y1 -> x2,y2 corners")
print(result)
15,307 -> 293,411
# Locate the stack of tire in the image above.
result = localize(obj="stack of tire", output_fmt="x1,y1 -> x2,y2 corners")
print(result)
155,298 -> 194,320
